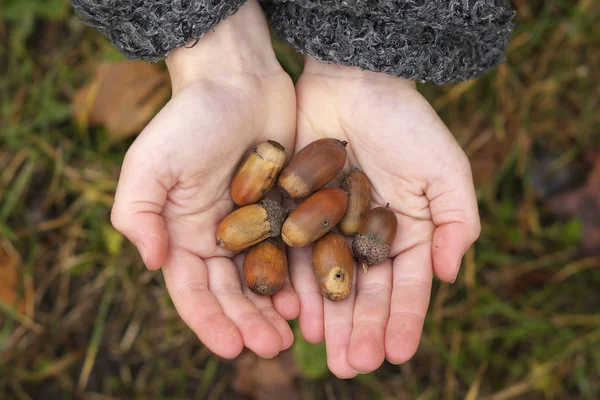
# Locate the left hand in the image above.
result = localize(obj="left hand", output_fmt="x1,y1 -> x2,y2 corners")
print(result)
289,57 -> 481,377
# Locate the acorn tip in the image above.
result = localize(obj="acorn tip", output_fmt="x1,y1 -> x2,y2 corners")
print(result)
359,259 -> 368,274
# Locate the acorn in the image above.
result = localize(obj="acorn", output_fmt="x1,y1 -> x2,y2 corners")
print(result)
243,238 -> 287,296
231,140 -> 287,206
339,170 -> 371,236
281,188 -> 348,247
278,138 -> 347,199
352,204 -> 398,273
312,232 -> 354,301
216,199 -> 287,251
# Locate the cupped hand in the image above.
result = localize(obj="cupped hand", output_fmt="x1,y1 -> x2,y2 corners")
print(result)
109,1 -> 299,359
290,58 -> 481,377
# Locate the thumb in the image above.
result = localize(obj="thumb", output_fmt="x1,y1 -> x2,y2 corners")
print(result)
111,147 -> 169,270
427,153 -> 481,283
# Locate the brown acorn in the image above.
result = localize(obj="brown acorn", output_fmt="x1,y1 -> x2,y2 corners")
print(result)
231,140 -> 287,206
216,199 -> 287,251
281,188 -> 348,247
352,204 -> 398,273
339,170 -> 371,236
278,138 -> 347,199
243,238 -> 287,296
312,232 -> 354,301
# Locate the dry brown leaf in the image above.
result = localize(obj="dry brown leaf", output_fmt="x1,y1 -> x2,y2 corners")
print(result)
0,240 -> 34,316
546,152 -> 600,256
233,350 -> 299,400
71,61 -> 170,141
465,126 -> 517,186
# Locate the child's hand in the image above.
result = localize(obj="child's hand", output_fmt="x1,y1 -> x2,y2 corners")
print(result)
110,1 -> 299,360
289,58 -> 481,377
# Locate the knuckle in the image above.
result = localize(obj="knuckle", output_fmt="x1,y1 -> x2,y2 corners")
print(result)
174,281 -> 209,299
358,282 -> 392,297
110,205 -> 127,233
471,218 -> 482,241
458,151 -> 473,174
389,310 -> 425,326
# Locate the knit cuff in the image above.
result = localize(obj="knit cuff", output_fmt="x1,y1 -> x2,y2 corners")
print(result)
71,0 -> 248,62
263,0 -> 516,84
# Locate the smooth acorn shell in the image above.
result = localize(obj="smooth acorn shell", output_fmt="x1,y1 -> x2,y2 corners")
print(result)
231,140 -> 286,206
278,138 -> 347,199
358,205 -> 398,245
216,200 -> 286,251
281,188 -> 348,247
243,238 -> 287,296
339,170 -> 371,236
312,232 -> 354,301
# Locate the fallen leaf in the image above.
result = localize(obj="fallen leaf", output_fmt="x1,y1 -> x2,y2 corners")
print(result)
465,126 -> 517,186
233,350 -> 299,400
0,239 -> 34,316
499,268 -> 555,297
71,61 -> 170,141
546,151 -> 600,256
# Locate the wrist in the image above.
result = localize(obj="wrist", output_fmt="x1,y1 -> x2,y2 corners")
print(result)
166,0 -> 281,94
302,57 -> 416,90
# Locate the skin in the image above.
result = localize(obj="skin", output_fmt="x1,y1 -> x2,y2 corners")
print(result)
289,58 -> 481,378
111,0 -> 481,377
110,0 -> 299,360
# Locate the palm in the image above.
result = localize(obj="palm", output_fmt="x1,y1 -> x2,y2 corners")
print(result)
289,63 -> 480,377
112,72 -> 299,359
157,79 -> 292,259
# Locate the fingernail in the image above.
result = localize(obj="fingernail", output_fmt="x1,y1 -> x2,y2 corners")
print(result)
136,243 -> 147,266
451,257 -> 463,284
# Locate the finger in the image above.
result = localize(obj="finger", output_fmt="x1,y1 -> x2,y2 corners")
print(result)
162,247 -> 243,359
289,246 -> 324,344
385,242 -> 432,364
266,232 -> 299,320
271,271 -> 300,321
255,200 -> 298,321
427,153 -> 481,282
206,257 -> 283,358
235,254 -> 294,352
111,146 -> 169,270
241,287 -> 294,352
347,261 -> 392,373
323,266 -> 357,379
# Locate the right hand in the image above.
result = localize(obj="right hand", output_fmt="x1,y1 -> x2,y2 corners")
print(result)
110,0 -> 299,359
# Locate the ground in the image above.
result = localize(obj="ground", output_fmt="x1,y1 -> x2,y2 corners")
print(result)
0,0 -> 599,399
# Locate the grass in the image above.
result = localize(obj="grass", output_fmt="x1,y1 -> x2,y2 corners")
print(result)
1,0 -> 599,398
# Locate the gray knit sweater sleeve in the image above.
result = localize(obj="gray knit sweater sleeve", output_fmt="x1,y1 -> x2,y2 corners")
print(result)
262,0 -> 515,84
71,0 -> 248,62
71,0 -> 515,84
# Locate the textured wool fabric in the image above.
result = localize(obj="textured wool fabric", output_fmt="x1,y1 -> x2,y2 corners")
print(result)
263,0 -> 516,84
71,0 -> 248,62
71,0 -> 515,83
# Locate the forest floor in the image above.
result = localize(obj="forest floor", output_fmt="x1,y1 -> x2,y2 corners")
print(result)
0,1 -> 599,399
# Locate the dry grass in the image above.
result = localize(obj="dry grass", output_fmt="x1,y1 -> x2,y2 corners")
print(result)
1,0 -> 599,398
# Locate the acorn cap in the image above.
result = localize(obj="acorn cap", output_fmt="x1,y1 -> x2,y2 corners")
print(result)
352,233 -> 391,268
260,199 -> 287,237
